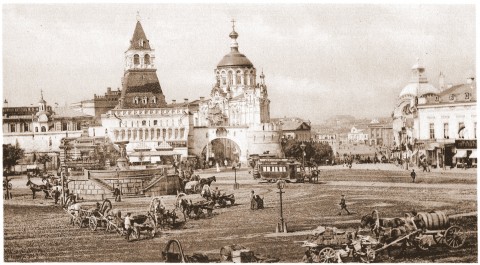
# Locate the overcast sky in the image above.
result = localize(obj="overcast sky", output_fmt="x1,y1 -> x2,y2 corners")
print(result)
2,4 -> 476,123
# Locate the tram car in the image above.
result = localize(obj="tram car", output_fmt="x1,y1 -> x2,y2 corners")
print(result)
250,155 -> 315,183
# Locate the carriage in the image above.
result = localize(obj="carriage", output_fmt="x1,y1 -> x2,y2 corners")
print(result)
252,157 -> 318,183
360,210 -> 467,258
149,197 -> 185,229
298,227 -> 377,263
212,192 -> 235,207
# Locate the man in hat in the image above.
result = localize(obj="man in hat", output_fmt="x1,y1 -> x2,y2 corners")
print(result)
410,169 -> 416,183
338,195 -> 350,215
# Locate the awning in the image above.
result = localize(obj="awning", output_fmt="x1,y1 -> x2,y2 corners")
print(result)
453,150 -> 467,158
469,150 -> 477,159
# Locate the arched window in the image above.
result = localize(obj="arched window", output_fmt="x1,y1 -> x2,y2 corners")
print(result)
41,126 -> 46,132
151,96 -> 157,104
221,71 -> 227,85
142,97 -> 148,104
228,71 -> 233,85
35,127 -> 39,132
144,54 -> 150,65
142,120 -> 146,126
236,70 -> 242,85
133,54 -> 140,65
244,72 -> 248,85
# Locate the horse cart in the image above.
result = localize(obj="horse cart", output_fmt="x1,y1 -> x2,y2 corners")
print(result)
360,210 -> 467,259
298,227 -> 377,263
149,197 -> 185,229
212,192 -> 235,207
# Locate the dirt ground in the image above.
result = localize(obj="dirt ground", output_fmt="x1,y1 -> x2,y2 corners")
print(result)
3,167 -> 478,262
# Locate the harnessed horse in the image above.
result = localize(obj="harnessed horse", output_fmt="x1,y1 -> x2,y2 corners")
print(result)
360,210 -> 425,256
199,176 -> 216,187
26,177 -> 50,199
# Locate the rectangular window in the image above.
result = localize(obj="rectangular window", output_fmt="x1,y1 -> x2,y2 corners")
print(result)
153,120 -> 157,126
429,123 -> 435,139
10,124 -> 15,132
459,122 -> 465,139
443,123 -> 449,139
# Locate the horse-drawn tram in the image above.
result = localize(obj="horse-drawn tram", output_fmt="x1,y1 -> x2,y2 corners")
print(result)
252,158 -> 318,183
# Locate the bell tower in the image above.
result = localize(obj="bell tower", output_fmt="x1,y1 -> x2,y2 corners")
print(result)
118,14 -> 167,109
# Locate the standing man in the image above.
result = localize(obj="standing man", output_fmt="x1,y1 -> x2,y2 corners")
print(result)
410,169 -> 416,183
338,195 -> 351,215
124,212 -> 133,241
250,190 -> 256,210
114,187 -> 121,202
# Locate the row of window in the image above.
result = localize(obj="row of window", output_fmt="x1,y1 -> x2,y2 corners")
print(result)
8,122 -> 82,133
133,54 -> 150,65
429,122 -> 477,139
261,166 -> 287,172
218,70 -> 255,86
133,96 -> 157,105
113,128 -> 186,141
119,119 -> 184,127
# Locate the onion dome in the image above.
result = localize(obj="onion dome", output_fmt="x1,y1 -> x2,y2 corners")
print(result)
217,20 -> 253,68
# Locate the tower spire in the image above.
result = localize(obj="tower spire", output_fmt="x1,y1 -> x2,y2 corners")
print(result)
136,11 -> 141,22
40,89 -> 44,100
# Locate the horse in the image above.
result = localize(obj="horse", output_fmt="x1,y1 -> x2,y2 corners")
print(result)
26,177 -> 50,199
184,181 -> 201,194
199,176 -> 216,187
360,210 -> 419,257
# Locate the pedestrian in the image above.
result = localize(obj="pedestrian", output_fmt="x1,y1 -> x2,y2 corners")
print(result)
114,187 -> 121,202
54,187 -> 60,204
124,212 -> 133,241
410,169 -> 416,183
250,190 -> 255,210
338,194 -> 351,215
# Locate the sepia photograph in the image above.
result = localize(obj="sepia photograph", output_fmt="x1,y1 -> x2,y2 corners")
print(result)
2,3 -> 477,263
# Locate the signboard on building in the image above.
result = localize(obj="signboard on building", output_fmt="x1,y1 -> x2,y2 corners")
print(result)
455,140 -> 477,149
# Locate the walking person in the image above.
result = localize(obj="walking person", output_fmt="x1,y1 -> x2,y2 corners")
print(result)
410,169 -> 416,183
338,194 -> 351,215
114,187 -> 121,202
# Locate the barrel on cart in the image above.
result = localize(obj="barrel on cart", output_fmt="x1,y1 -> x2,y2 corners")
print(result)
409,211 -> 466,249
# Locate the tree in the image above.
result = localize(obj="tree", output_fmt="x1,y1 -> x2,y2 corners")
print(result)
282,139 -> 333,165
3,144 -> 25,175
37,154 -> 52,172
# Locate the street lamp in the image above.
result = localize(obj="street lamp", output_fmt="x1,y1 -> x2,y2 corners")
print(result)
276,180 -> 287,233
300,142 -> 306,170
232,161 -> 239,190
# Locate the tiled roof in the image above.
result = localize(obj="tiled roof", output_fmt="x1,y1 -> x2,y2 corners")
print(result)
129,21 -> 151,50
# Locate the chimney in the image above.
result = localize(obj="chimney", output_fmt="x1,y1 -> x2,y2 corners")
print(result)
107,87 -> 112,93
200,97 -> 205,101
3,99 -> 8,107
184,98 -> 188,103
172,99 -> 176,104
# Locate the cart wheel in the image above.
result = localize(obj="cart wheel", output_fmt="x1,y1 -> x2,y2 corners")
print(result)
433,234 -> 443,244
318,247 -> 337,263
89,217 -> 98,231
444,226 -> 466,249
162,239 -> 186,262
359,247 -> 376,263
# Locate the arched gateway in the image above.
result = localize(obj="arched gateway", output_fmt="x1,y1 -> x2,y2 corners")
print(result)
201,137 -> 241,168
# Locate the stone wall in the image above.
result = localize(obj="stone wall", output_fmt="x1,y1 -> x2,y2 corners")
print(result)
68,174 -> 181,200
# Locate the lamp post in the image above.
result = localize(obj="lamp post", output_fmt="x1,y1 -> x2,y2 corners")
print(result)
300,142 -> 306,170
276,180 -> 287,233
232,161 -> 239,190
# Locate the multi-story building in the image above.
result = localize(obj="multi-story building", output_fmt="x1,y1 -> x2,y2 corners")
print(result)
416,77 -> 476,168
347,126 -> 369,144
3,92 -> 94,171
101,19 -> 189,164
392,60 -> 476,168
